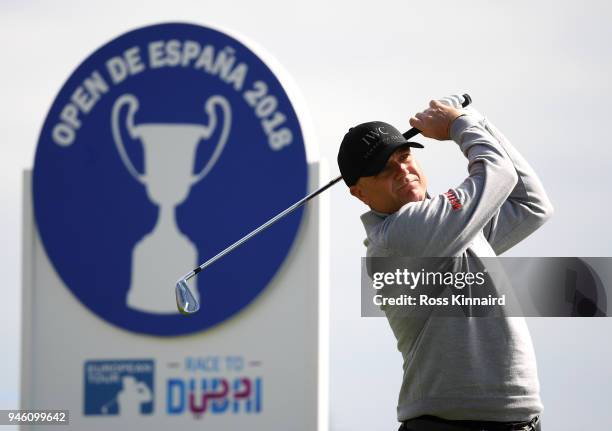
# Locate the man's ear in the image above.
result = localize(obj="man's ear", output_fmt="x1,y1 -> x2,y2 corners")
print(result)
350,184 -> 369,206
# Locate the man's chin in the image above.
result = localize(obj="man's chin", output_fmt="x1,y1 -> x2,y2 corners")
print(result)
403,188 -> 426,203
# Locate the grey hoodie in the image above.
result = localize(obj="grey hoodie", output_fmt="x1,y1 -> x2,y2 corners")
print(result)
360,101 -> 554,422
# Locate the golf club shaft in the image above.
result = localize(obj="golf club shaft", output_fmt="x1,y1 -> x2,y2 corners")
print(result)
181,94 -> 472,282
180,175 -> 343,281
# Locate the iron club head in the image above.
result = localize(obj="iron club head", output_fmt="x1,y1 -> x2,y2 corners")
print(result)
175,278 -> 200,314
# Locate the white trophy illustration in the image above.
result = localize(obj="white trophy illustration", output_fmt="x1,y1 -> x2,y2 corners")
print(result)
111,93 -> 231,313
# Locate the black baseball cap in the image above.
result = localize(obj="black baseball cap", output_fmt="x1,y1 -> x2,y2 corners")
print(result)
337,121 -> 423,186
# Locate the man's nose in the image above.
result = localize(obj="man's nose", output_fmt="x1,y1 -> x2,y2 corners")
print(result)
391,160 -> 409,177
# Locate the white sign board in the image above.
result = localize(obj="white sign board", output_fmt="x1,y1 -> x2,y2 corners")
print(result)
21,163 -> 329,430
21,22 -> 328,431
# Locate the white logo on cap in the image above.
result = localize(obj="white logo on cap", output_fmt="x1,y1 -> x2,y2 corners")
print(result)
361,126 -> 389,146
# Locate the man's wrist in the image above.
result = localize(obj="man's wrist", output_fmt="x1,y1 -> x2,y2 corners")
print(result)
450,113 -> 478,143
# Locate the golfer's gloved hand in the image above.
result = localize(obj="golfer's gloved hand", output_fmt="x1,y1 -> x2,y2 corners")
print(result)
437,94 -> 510,148
409,100 -> 464,141
438,94 -> 486,124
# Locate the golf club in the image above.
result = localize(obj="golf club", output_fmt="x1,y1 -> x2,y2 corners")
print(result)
175,94 -> 473,314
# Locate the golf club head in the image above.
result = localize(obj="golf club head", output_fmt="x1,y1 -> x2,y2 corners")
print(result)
175,279 -> 200,315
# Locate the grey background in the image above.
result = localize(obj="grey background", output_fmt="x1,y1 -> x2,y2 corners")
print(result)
1,0 -> 611,429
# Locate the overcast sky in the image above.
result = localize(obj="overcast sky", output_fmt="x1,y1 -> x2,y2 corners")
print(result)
1,1 -> 612,429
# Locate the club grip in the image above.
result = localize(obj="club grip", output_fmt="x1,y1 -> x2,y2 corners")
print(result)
402,93 -> 472,140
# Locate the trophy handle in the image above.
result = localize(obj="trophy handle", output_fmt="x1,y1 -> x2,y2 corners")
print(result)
111,94 -> 146,184
191,95 -> 232,185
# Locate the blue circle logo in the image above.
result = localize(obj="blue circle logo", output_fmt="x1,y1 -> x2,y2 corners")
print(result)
33,23 -> 308,336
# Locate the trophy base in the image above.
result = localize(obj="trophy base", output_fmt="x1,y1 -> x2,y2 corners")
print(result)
127,228 -> 199,314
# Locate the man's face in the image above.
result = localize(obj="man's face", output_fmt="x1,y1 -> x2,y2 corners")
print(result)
350,147 -> 428,214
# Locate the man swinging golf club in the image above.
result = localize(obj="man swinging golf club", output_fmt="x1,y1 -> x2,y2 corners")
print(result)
337,94 -> 553,431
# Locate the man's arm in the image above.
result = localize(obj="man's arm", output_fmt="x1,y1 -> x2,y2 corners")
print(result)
435,96 -> 554,254
478,118 -> 554,254
374,112 -> 520,257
